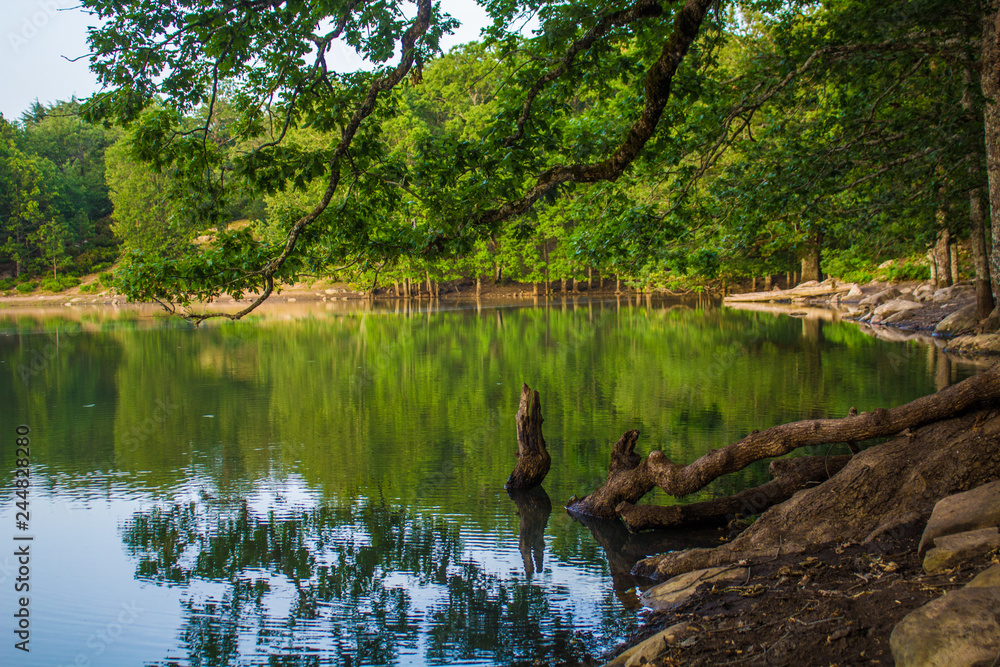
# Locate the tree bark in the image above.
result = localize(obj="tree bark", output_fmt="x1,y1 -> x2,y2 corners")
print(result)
764,275 -> 773,290
617,455 -> 851,531
800,234 -> 822,283
566,364 -> 1000,519
633,405 -> 1000,581
933,227 -> 952,288
505,384 -> 551,490
972,190 -> 995,318
984,0 -> 1000,300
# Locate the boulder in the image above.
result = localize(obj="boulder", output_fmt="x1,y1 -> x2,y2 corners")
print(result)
638,566 -> 749,611
918,480 -> 1000,557
943,334 -> 1000,356
935,304 -> 981,336
859,288 -> 900,307
968,564 -> 1000,589
871,298 -> 922,323
601,622 -> 694,667
931,285 -> 970,303
922,527 -> 1000,573
845,283 -> 864,298
883,309 -> 916,324
982,307 -> 1000,334
890,587 -> 1000,667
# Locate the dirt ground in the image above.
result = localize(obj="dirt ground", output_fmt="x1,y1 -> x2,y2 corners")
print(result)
604,531 -> 997,667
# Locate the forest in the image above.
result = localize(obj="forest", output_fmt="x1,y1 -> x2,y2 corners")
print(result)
0,0 -> 996,319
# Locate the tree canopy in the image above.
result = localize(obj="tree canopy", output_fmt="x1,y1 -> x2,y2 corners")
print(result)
68,0 -> 1000,319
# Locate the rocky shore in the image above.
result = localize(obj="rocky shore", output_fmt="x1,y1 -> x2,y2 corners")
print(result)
725,278 -> 1000,356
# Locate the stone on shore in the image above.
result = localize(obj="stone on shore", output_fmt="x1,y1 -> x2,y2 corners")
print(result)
922,527 -> 1000,573
638,566 -> 749,611
934,304 -> 980,336
889,587 -> 1000,667
918,480 -> 1000,557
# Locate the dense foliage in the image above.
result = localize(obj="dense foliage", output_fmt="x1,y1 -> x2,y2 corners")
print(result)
4,1 -> 998,310
0,100 -> 119,292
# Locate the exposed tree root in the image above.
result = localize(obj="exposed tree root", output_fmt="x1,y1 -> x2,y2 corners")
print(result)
567,364 -> 1000,518
616,455 -> 851,531
632,404 -> 1000,581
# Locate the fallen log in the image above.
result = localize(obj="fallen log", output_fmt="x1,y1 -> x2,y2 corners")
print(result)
505,383 -> 551,490
723,284 -> 852,303
617,455 -> 851,531
566,363 -> 1000,519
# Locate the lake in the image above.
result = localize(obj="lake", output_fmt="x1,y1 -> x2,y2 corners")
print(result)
0,296 -> 982,666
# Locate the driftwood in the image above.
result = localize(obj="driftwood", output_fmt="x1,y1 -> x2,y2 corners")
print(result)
617,455 -> 851,531
505,383 -> 551,490
567,363 -> 1000,519
633,404 -> 1000,581
723,284 -> 852,303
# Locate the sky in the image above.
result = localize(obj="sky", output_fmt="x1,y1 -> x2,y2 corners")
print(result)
0,0 -> 496,122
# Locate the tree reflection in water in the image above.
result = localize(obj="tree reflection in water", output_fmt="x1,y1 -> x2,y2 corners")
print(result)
121,496 -> 612,666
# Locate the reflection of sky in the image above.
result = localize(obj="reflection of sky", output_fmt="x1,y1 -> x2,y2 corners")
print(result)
0,469 -> 634,666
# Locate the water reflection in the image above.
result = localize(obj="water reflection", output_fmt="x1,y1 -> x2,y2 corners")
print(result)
1,297 -> 986,666
121,492 -> 604,666
508,487 -> 551,577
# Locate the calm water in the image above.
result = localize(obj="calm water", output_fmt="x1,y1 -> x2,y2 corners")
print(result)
0,296 -> 981,666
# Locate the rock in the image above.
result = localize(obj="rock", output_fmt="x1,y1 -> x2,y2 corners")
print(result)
931,285 -> 970,303
601,622 -> 694,667
859,288 -> 900,307
883,309 -> 916,324
968,564 -> 1000,589
639,566 -> 750,611
890,587 -> 1000,667
935,304 -> 981,336
799,280 -> 820,288
944,334 -> 1000,355
846,283 -> 863,297
871,298 -> 922,323
918,480 -> 1000,557
923,527 -> 1000,573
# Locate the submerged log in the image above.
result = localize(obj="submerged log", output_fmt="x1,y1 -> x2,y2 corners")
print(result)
567,364 -> 1000,519
617,455 -> 852,531
505,384 -> 551,490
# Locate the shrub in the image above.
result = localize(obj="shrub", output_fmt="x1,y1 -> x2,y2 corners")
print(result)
98,271 -> 115,288
40,278 -> 61,292
79,282 -> 100,294
16,282 -> 35,294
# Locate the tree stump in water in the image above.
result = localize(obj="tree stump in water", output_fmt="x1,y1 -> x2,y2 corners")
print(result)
505,384 -> 551,490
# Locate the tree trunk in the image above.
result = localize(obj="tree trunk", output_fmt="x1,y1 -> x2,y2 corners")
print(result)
426,271 -> 432,297
764,275 -> 773,290
494,263 -> 503,285
533,282 -> 539,296
984,0 -> 1000,300
505,384 -> 551,491
633,405 -> 1000,581
950,243 -> 959,285
752,276 -> 757,291
800,234 -> 822,282
972,189 -> 995,318
561,277 -> 567,293
566,364 -> 1000,519
476,276 -> 482,298
617,455 -> 851,531
404,277 -> 410,298
616,276 -> 621,293
933,227 -> 952,288
589,267 -> 594,289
